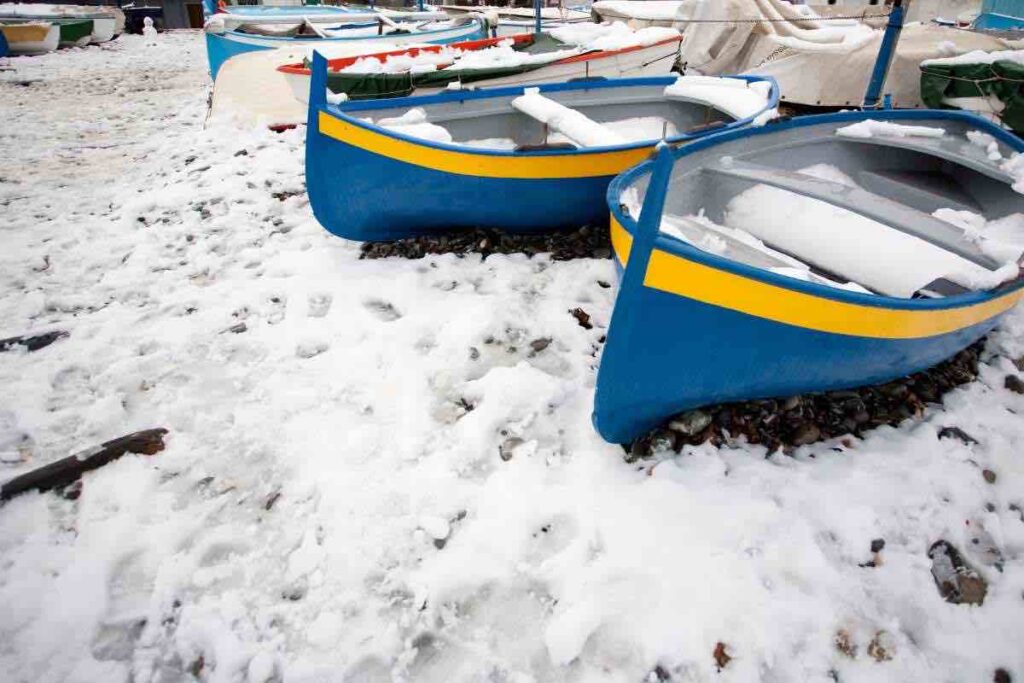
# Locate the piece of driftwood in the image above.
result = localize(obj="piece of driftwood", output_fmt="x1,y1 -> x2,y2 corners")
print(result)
0,330 -> 68,352
0,428 -> 168,503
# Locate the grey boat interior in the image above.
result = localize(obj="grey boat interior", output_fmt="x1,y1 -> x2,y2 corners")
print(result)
350,82 -> 739,151
626,117 -> 1024,298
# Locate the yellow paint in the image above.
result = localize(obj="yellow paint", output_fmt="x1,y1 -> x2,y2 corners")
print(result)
318,110 -> 653,179
0,22 -> 52,42
610,218 -> 1023,340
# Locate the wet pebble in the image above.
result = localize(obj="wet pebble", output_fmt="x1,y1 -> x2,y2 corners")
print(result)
938,425 -> 978,445
359,224 -> 612,261
628,341 -> 984,455
929,540 -> 987,606
1004,374 -> 1024,394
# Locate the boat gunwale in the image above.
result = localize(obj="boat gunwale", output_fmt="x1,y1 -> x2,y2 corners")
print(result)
219,15 -> 486,44
318,73 -> 780,158
607,108 -> 1024,314
276,32 -> 534,75
279,34 -> 681,76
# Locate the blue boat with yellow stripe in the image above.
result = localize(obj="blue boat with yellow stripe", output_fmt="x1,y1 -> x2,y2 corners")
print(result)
305,51 -> 779,241
595,110 -> 1024,444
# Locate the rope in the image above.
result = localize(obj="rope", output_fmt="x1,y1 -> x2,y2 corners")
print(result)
600,13 -> 893,24
920,67 -> 1024,85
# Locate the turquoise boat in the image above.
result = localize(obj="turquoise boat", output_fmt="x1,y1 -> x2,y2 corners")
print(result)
595,110 -> 1024,444
202,1 -> 488,80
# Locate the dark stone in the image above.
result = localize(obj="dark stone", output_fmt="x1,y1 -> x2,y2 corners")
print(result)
1005,375 -> 1024,394
0,330 -> 69,353
569,308 -> 592,330
870,538 -> 885,553
994,668 -> 1011,683
713,642 -> 731,671
929,540 -> 987,606
983,469 -> 997,484
790,422 -> 821,446
938,426 -> 979,445
359,224 -> 612,261
529,338 -> 551,353
499,437 -> 524,462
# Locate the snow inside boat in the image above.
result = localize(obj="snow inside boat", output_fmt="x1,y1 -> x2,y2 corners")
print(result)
305,52 -> 778,242
278,25 -> 682,103
594,110 -> 1024,444
0,20 -> 57,55
203,11 -> 489,81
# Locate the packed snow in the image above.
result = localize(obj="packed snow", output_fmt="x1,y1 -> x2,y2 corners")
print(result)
2,31 -> 1024,683
548,22 -> 680,51
836,120 -> 947,140
723,163 -> 1019,297
512,88 -> 627,148
375,107 -> 453,144
664,75 -> 774,120
923,49 -> 1024,67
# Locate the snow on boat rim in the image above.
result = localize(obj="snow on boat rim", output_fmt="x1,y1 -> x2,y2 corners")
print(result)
607,109 -> 1024,312
323,74 -> 779,157
276,33 -> 534,75
278,32 -> 683,76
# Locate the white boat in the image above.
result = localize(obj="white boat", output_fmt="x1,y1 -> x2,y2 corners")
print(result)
0,3 -> 117,43
0,20 -> 59,54
277,25 -> 683,105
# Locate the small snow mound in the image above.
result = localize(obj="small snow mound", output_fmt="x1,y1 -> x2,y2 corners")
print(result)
836,120 -> 946,139
664,76 -> 772,120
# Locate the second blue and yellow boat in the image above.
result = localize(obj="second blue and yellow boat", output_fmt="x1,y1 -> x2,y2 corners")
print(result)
594,110 -> 1024,443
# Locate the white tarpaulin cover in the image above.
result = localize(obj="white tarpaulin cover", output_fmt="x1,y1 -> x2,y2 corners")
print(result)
592,0 -> 1024,107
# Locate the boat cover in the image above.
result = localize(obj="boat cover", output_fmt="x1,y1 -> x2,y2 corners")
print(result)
306,33 -> 579,100
597,0 -> 1024,108
921,54 -> 1024,133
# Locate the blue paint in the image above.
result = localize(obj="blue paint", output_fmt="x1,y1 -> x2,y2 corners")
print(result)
592,109 -> 1024,444
0,29 -> 8,58
305,73 -> 779,241
974,12 -> 1024,29
534,0 -> 542,34
863,0 -> 905,108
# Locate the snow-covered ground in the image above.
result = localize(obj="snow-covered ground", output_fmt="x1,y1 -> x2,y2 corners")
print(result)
2,32 -> 1024,683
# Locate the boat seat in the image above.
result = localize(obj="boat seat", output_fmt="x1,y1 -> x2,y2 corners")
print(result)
838,134 -> 1015,185
511,89 -> 626,148
703,158 -> 1000,269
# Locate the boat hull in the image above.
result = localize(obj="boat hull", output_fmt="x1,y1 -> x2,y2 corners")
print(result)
595,219 -> 1023,444
56,18 -> 92,47
309,114 -> 632,239
282,36 -> 681,104
0,22 -> 58,54
306,74 -> 777,242
205,19 -> 488,81
593,110 -> 1024,444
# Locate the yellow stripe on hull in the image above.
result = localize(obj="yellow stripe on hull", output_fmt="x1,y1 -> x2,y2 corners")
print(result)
611,218 -> 1023,340
318,110 -> 653,180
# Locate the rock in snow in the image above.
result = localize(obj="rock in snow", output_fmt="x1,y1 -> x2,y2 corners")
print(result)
0,32 -> 1023,683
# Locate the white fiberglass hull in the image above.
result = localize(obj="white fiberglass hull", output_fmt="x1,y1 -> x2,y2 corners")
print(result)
285,38 -> 681,105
